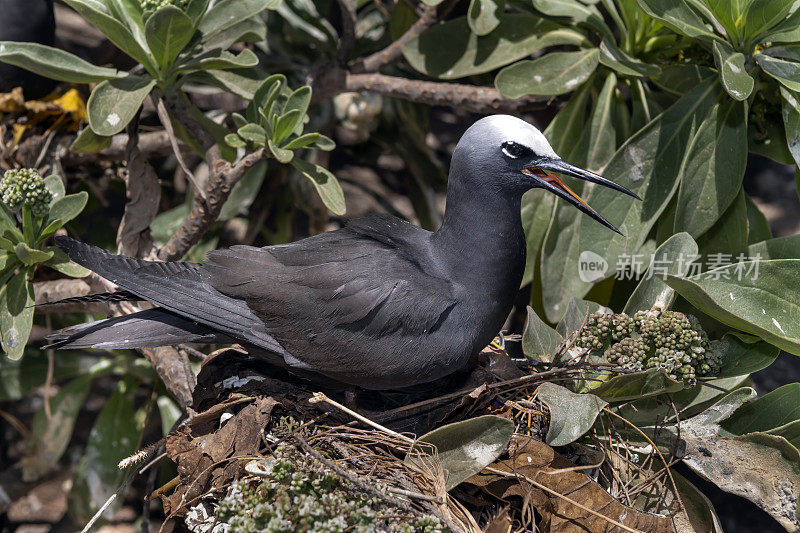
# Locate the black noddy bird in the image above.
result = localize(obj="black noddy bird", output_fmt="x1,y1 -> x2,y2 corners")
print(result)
46,115 -> 638,390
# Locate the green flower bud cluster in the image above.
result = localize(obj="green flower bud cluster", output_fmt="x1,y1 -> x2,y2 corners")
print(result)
575,310 -> 722,385
0,168 -> 52,218
215,444 -> 445,533
140,0 -> 189,17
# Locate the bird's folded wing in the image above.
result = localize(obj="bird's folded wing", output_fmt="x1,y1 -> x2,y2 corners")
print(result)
203,218 -> 457,347
54,237 -> 287,354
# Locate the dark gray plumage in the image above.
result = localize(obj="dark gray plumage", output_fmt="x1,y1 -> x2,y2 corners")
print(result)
47,115 -> 637,389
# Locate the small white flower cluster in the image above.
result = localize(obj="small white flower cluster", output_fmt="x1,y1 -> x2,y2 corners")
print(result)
0,168 -> 52,218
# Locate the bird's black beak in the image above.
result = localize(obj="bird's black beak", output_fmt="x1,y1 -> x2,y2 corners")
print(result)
522,158 -> 640,235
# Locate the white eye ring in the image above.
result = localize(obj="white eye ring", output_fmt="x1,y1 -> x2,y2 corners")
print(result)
502,141 -> 528,159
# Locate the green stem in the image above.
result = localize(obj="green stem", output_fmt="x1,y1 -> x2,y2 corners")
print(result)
21,205 -> 34,247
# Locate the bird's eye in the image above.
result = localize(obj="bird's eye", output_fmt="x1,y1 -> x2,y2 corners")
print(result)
501,141 -> 529,159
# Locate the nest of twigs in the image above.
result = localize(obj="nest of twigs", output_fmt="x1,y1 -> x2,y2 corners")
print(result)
139,343 -> 687,532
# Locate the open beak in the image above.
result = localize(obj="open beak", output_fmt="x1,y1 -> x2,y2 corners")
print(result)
522,158 -> 640,235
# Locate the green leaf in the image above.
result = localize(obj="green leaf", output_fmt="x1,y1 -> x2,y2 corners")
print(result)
69,379 -> 140,521
780,86 -> 800,168
189,68 -> 269,100
704,0 -> 748,42
283,86 -> 312,119
535,0 -> 615,40
201,16 -> 266,49
219,161 -> 267,220
13,242 -> 53,265
87,76 -> 156,136
47,192 -> 88,227
176,48 -> 258,71
543,81 -> 591,154
598,39 -> 659,77
496,49 -> 600,98
623,232 -> 698,314
714,333 -> 780,379
291,159 -> 345,215
44,248 -> 91,278
556,296 -> 596,338
721,383 -> 800,438
537,382 -> 607,446
405,415 -> 513,490
542,80 -> 721,319
225,133 -> 246,148
652,64 -> 716,95
591,368 -> 684,402
522,305 -> 563,363
145,6 -> 194,68
756,53 -> 800,92
712,41 -> 754,101
674,100 -> 747,237
745,193 -> 772,244
43,175 -> 65,202
403,14 -> 588,79
312,134 -> 335,151
21,374 -> 93,481
467,0 -> 502,36
63,0 -> 155,72
635,0 -> 719,40
282,132 -> 319,150
199,0 -> 281,39
0,42 -> 119,83
743,0 -> 795,43
70,127 -> 112,154
672,472 -> 724,533
0,351 -> 99,402
664,259 -> 800,356
0,272 -> 34,360
763,6 -> 800,43
266,139 -> 291,163
747,234 -> 800,259
237,123 -> 267,145
520,190 -> 555,287
273,109 -> 301,144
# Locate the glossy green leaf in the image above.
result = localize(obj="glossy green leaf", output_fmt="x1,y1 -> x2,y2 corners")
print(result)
757,54 -> 800,92
145,6 -> 194,68
70,127 -> 112,154
291,159 -> 346,215
199,0 -> 281,39
635,0 -> 718,40
543,81 -> 592,154
713,332 -> 780,378
696,188 -> 748,257
704,0 -> 747,42
0,42 -> 119,83
592,368 -> 684,402
712,41 -> 754,101
47,192 -> 88,227
467,0 -> 501,36
0,272 -> 33,360
623,233 -> 698,313
743,0 -> 795,43
44,248 -> 91,278
652,64 -> 716,95
674,100 -> 747,237
69,379 -> 140,521
405,415 -> 513,490
664,259 -> 800,356
496,49 -> 599,98
522,305 -> 563,363
63,0 -> 155,72
763,6 -> 800,43
13,242 -> 53,265
87,76 -> 156,136
403,15 -> 588,79
176,48 -> 259,71
538,382 -> 607,446
21,374 -> 93,481
599,39 -> 659,77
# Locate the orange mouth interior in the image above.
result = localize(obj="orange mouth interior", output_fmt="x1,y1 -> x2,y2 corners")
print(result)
523,167 -> 591,209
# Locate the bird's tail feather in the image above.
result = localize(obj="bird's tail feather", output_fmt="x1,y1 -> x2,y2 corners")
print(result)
46,308 -> 233,350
